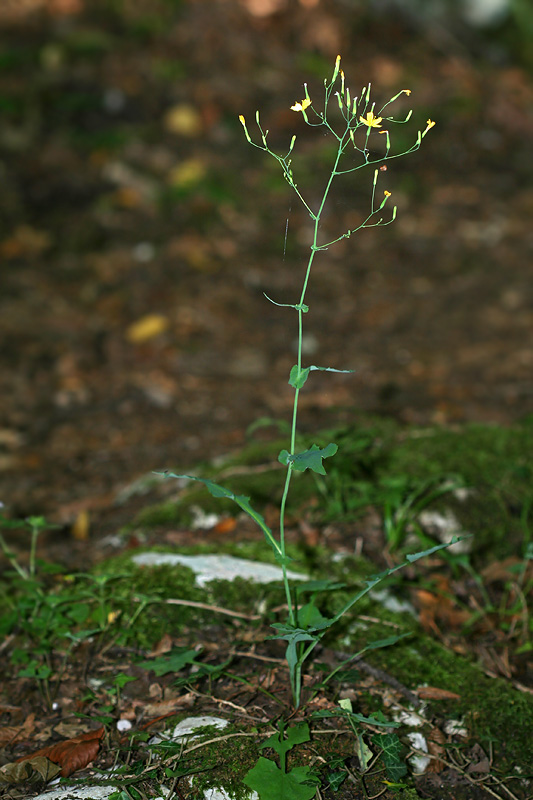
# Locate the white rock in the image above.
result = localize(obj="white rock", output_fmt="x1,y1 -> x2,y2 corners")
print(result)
443,718 -> 468,738
150,715 -> 229,745
417,509 -> 472,554
407,731 -> 430,774
31,787 -> 117,800
131,552 -> 308,586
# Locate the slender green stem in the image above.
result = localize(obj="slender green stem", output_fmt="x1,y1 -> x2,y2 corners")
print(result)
277,140 -> 346,704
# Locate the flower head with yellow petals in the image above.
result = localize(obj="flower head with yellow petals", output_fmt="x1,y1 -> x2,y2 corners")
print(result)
359,111 -> 382,128
291,98 -> 312,112
422,118 -> 436,137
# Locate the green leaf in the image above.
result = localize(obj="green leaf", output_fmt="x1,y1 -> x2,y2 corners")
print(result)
327,769 -> 347,791
278,449 -> 290,466
289,443 -> 338,475
297,600 -> 331,631
372,733 -> 407,782
288,364 -> 353,389
137,647 -> 200,676
243,757 -> 319,800
354,733 -> 373,771
294,579 -> 345,596
289,365 -> 310,389
157,471 -> 280,556
269,626 -> 317,675
261,722 -> 310,759
113,673 -> 138,690
330,536 -> 464,624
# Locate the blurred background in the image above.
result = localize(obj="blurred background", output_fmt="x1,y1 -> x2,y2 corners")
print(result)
0,0 -> 532,525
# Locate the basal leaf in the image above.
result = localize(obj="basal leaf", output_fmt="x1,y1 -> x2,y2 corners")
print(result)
243,756 -> 319,800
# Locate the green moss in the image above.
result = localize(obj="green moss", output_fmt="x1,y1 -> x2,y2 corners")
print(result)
101,417 -> 533,781
364,632 -> 533,773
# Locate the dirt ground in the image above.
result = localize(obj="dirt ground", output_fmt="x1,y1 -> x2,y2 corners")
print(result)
1,0 -> 532,553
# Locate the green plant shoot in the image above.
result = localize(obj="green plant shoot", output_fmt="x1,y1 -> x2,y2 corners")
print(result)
159,55 -> 446,709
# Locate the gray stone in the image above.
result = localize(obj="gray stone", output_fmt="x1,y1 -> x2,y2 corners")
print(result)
131,552 -> 308,586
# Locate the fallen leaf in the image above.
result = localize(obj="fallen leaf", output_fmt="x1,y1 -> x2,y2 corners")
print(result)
126,314 -> 170,343
415,686 -> 461,701
149,634 -> 174,657
167,158 -> 206,188
47,0 -> 83,15
414,575 -> 470,633
213,517 -> 237,535
0,713 -> 36,745
481,556 -> 529,583
143,698 -> 189,717
0,757 -> 61,785
426,728 -> 446,774
71,509 -> 90,541
163,104 -> 202,136
0,225 -> 52,259
16,726 -> 104,778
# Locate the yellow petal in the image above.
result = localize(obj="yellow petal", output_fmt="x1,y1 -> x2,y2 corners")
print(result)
360,112 -> 382,128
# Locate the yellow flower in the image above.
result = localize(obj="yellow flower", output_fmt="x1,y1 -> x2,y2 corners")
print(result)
239,115 -> 246,125
404,89 -> 411,96
426,119 -> 436,129
291,98 -> 312,112
359,111 -> 382,128
384,190 -> 391,197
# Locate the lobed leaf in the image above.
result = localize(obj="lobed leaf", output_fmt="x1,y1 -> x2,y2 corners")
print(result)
280,443 -> 338,475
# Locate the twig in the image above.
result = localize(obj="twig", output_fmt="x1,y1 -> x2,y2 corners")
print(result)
133,595 -> 261,621
230,649 -> 285,664
409,747 -> 520,800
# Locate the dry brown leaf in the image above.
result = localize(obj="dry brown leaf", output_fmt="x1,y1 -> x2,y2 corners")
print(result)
52,721 -> 95,739
16,726 -> 104,778
416,686 -> 461,701
213,517 -> 237,535
480,556 -> 527,583
426,728 -> 446,774
0,713 -> 36,745
148,634 -> 174,657
414,575 -> 470,633
71,509 -> 90,541
47,0 -> 83,14
143,698 -> 189,717
0,756 -> 62,785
